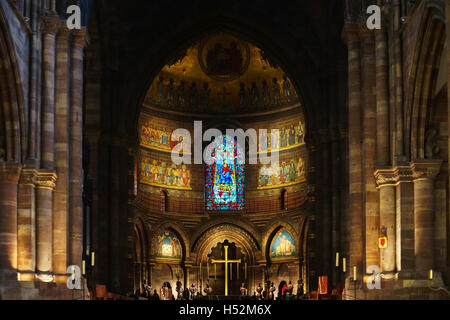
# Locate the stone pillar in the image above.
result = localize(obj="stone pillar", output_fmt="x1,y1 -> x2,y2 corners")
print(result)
40,14 -> 59,170
53,24 -> 71,283
35,171 -> 57,281
17,169 -> 37,281
69,29 -> 87,268
411,160 -> 442,275
374,169 -> 396,274
342,24 -> 363,279
361,28 -> 379,270
375,28 -> 390,165
395,166 -> 415,273
0,164 -> 21,279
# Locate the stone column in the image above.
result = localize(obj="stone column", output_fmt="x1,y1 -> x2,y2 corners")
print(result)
53,24 -> 71,283
361,28 -> 379,270
69,29 -> 87,268
342,24 -> 363,279
411,160 -> 442,275
35,171 -> 57,281
374,169 -> 396,274
0,164 -> 21,279
40,14 -> 59,170
375,27 -> 390,165
17,169 -> 37,281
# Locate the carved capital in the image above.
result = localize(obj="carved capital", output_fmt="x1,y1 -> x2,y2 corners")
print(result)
72,28 -> 89,48
57,22 -> 71,39
410,159 -> 443,180
41,14 -> 60,35
35,170 -> 58,190
19,168 -> 38,186
374,168 -> 397,187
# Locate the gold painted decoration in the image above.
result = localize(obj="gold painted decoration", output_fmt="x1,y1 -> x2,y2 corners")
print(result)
140,158 -> 191,190
258,158 -> 306,189
257,120 -> 305,154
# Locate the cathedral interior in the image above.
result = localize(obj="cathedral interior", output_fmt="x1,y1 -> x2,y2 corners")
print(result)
1,0 -> 450,300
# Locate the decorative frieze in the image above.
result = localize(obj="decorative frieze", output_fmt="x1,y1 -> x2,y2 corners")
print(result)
410,159 -> 443,180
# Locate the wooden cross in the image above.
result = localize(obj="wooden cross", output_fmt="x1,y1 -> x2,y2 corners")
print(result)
211,245 -> 241,296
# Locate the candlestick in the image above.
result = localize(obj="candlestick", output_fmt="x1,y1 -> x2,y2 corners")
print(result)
200,262 -> 202,280
82,260 -> 86,275
91,251 -> 95,267
214,264 -> 217,280
343,258 -> 346,273
71,265 -> 75,281
245,262 -> 247,280
353,266 -> 357,281
335,252 -> 339,267
429,269 -> 433,280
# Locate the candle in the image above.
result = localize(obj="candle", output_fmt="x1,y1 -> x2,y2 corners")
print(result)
336,252 -> 339,267
207,262 -> 209,278
200,262 -> 202,279
429,269 -> 433,280
230,264 -> 233,280
91,252 -> 95,267
82,260 -> 86,275
214,264 -> 217,280
71,265 -> 75,281
237,262 -> 239,280
245,262 -> 247,280
343,258 -> 347,273
353,266 -> 357,281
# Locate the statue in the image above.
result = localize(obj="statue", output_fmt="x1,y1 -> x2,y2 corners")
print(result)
157,76 -> 164,103
167,79 -> 175,106
189,283 -> 197,300
177,81 -> 185,107
255,283 -> 263,300
272,78 -> 281,105
282,75 -> 292,102
287,280 -> 294,295
200,82 -> 211,111
262,80 -> 270,106
239,82 -> 248,108
176,280 -> 184,300
240,282 -> 248,297
297,279 -> 304,298
144,280 -> 152,298
268,282 -> 276,300
203,281 -> 213,296
160,281 -> 173,300
250,82 -> 259,106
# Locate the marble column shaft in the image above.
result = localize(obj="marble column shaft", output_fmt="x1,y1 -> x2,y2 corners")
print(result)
53,24 -> 71,280
0,164 -> 21,276
361,29 -> 379,270
69,29 -> 87,268
411,160 -> 442,273
35,171 -> 57,275
343,24 -> 363,275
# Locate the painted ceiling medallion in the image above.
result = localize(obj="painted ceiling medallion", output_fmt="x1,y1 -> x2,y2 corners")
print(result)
198,33 -> 251,82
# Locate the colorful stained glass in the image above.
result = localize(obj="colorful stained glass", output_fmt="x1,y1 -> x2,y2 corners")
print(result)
205,135 -> 245,210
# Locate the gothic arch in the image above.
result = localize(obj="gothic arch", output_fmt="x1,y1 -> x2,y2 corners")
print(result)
407,1 -> 445,160
191,223 -> 260,265
150,221 -> 190,260
0,5 -> 25,163
261,217 -> 300,261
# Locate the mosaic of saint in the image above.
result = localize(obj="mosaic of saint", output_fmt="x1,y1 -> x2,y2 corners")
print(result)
205,135 -> 245,211
258,120 -> 305,153
270,230 -> 296,258
155,231 -> 182,259
140,120 -> 188,153
258,158 -> 305,189
140,158 -> 191,190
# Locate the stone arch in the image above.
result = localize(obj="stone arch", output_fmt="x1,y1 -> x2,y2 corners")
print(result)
0,6 -> 25,163
407,1 -> 445,160
191,223 -> 260,265
261,217 -> 300,261
150,221 -> 190,260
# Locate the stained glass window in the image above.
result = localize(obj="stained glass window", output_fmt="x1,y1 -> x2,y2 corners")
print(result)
205,135 -> 245,210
